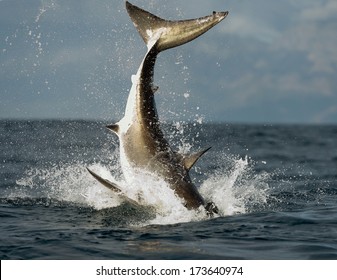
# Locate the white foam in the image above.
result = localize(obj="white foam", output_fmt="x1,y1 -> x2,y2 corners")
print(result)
15,162 -> 122,210
201,156 -> 270,216
13,153 -> 270,225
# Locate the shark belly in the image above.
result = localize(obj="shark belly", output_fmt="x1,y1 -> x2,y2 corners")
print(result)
118,94 -> 205,209
120,130 -> 206,209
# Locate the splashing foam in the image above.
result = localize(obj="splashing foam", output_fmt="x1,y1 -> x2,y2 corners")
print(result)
15,162 -> 121,209
35,0 -> 58,23
201,156 -> 270,216
13,150 -> 269,225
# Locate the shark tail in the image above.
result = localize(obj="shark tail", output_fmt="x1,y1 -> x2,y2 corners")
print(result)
125,1 -> 228,52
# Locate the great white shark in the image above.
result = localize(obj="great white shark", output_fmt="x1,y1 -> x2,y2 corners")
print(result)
87,1 -> 228,215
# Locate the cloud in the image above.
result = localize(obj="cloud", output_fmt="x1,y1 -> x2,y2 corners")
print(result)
49,45 -> 101,68
313,105 -> 337,124
299,0 -> 337,21
1,0 -> 337,123
273,22 -> 337,74
219,15 -> 281,44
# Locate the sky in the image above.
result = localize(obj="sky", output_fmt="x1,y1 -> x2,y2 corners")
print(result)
1,0 -> 337,124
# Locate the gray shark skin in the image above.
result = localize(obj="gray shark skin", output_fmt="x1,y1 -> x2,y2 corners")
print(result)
125,1 -> 228,52
88,1 -> 228,215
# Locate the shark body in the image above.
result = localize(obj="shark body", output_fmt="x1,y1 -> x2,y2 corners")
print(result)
88,2 -> 228,215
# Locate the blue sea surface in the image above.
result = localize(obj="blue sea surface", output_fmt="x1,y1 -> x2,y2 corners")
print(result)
1,120 -> 337,259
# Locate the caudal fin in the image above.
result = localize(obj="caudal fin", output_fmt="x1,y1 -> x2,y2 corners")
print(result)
126,1 -> 228,52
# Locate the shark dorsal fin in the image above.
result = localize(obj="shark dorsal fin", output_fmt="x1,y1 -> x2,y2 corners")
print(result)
183,147 -> 211,171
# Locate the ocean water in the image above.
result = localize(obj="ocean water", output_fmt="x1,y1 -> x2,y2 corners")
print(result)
1,120 -> 337,259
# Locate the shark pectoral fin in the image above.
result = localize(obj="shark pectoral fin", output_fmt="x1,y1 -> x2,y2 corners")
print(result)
106,124 -> 119,135
86,167 -> 141,207
126,1 -> 228,52
86,167 -> 122,193
183,147 -> 211,171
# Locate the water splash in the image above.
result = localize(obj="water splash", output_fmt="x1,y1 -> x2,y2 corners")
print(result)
15,162 -> 121,209
36,1 -> 58,22
201,156 -> 270,216
12,151 -> 270,226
